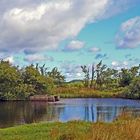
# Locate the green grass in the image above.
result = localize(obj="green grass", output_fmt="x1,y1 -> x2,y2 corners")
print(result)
53,87 -> 123,98
0,118 -> 140,140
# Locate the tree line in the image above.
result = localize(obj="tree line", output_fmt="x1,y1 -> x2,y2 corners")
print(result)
1,59 -> 140,100
81,61 -> 140,99
0,60 -> 65,100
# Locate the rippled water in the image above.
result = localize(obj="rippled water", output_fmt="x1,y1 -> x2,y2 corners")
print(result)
0,98 -> 140,128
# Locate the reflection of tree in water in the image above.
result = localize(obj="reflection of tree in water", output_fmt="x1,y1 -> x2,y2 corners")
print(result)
0,102 -> 28,127
84,106 -> 89,121
22,102 -> 65,123
22,102 -> 49,123
96,106 -> 118,122
91,105 -> 94,121
0,102 -> 65,128
84,105 -> 96,122
1,101 -> 140,128
118,107 -> 140,118
84,105 -> 140,122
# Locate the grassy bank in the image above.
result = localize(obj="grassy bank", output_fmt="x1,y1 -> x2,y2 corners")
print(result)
53,87 -> 124,98
0,117 -> 140,140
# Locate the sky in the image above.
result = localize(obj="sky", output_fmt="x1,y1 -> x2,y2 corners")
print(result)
0,0 -> 140,81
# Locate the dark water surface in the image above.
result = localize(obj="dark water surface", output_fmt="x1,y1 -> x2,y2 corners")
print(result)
0,98 -> 140,128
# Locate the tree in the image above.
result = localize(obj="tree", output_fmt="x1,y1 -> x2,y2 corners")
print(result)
95,61 -> 107,88
39,64 -> 48,76
101,68 -> 119,88
90,64 -> 95,88
119,69 -> 132,87
119,65 -> 140,87
22,64 -> 51,94
129,65 -> 140,78
22,64 -> 40,85
0,60 -> 22,100
81,65 -> 90,88
47,67 -> 65,86
125,77 -> 140,99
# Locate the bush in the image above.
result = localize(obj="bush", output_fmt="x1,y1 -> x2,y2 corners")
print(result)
124,77 -> 140,99
0,61 -> 55,100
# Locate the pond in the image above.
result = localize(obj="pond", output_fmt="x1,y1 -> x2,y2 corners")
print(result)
0,98 -> 140,128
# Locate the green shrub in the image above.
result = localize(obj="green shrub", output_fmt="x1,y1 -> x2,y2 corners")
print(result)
123,77 -> 140,99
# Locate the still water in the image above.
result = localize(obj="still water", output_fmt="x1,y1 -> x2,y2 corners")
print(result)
0,98 -> 140,128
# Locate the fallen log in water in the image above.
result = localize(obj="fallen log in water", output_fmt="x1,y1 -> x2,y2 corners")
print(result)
29,95 -> 60,102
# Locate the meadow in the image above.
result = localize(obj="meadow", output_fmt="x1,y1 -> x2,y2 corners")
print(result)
0,116 -> 139,140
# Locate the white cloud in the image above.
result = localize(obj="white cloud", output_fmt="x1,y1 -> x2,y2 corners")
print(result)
0,0 -> 137,56
89,47 -> 101,53
100,0 -> 139,19
76,72 -> 82,77
112,61 -> 119,67
60,61 -> 83,81
4,56 -> 14,64
0,0 -> 110,54
123,61 -> 128,66
116,16 -> 140,48
24,54 -> 54,63
64,40 -> 85,51
111,60 -> 129,70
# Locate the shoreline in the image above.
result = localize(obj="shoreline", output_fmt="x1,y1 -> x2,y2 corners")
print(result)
0,96 -> 139,102
0,88 -> 139,101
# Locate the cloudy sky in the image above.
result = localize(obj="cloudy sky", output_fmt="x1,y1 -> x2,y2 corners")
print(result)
0,0 -> 140,81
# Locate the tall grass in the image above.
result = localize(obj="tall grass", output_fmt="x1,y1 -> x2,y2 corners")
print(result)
52,87 -> 122,98
0,118 -> 140,140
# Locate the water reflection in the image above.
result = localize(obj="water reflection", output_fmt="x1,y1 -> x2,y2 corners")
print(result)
0,98 -> 140,128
